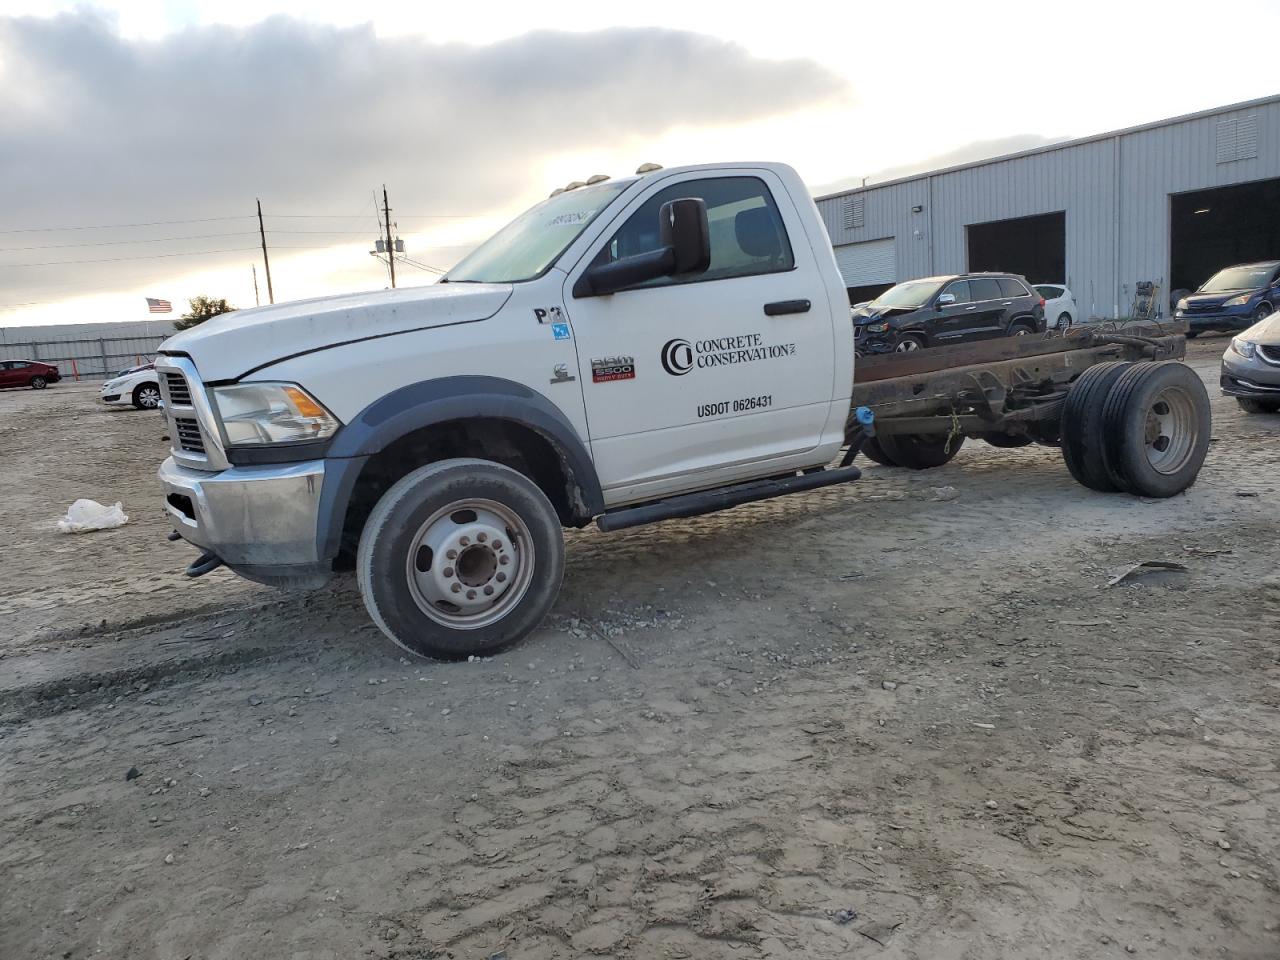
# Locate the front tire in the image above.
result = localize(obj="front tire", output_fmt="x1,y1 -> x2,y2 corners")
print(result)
1236,397 -> 1280,415
894,334 -> 926,353
133,382 -> 162,409
30,376 -> 47,390
357,459 -> 565,660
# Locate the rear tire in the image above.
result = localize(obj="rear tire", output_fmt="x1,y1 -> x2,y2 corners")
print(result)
1060,361 -> 1133,492
1099,362 -> 1211,498
30,376 -> 47,390
859,435 -> 897,466
977,431 -> 1034,448
1237,397 -> 1280,414
1057,313 -> 1072,329
876,432 -> 965,469
1009,323 -> 1035,337
357,458 -> 565,660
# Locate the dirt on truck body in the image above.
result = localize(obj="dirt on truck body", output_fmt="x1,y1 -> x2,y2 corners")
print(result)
2,339 -> 1278,959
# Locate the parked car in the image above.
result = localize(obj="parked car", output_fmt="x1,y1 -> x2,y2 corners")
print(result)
1035,284 -> 1078,329
1176,260 -> 1280,337
0,359 -> 60,390
852,273 -> 1045,354
100,361 -> 162,409
1221,312 -> 1280,414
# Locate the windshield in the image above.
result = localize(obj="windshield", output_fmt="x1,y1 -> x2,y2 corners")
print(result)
1200,264 -> 1275,292
871,278 -> 945,309
446,181 -> 630,283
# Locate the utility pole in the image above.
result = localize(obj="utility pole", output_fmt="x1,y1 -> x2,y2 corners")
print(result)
252,264 -> 260,306
257,199 -> 275,304
382,185 -> 396,289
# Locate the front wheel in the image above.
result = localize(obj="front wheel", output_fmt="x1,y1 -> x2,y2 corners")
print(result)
357,459 -> 565,660
894,334 -> 926,353
1237,397 -> 1280,415
1253,302 -> 1274,323
133,382 -> 162,409
30,376 -> 47,390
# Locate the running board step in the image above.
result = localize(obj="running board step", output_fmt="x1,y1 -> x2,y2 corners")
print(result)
596,465 -> 862,533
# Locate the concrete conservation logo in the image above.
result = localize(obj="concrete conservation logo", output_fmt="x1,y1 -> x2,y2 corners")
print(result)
661,339 -> 694,376
660,333 -> 796,377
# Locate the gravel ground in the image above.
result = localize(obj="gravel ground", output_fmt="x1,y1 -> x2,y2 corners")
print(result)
1,337 -> 1278,960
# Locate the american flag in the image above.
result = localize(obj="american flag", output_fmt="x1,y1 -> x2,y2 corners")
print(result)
146,297 -> 172,314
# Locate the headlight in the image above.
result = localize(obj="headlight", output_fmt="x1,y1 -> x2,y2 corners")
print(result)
1223,294 -> 1252,307
1175,298 -> 1188,312
211,382 -> 340,446
1230,338 -> 1257,359
866,322 -> 889,333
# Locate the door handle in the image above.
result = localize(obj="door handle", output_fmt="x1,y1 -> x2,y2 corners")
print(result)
764,299 -> 811,316
965,305 -> 977,311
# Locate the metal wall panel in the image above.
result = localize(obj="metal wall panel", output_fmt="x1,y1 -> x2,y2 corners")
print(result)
817,95 -> 1280,319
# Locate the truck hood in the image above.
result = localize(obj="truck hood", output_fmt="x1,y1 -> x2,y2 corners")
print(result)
159,283 -> 513,382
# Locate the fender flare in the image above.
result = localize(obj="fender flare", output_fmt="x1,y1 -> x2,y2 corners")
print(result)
316,376 -> 603,559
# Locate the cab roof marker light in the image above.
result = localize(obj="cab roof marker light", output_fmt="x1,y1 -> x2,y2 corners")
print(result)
585,174 -> 610,184
564,181 -> 586,192
549,187 -> 565,197
635,162 -> 663,174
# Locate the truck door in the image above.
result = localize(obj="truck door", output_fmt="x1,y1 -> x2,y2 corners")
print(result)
562,171 -> 837,505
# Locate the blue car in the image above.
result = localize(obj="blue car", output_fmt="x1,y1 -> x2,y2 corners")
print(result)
1176,261 -> 1280,337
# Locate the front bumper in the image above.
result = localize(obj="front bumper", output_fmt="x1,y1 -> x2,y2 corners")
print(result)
1221,350 -> 1280,397
158,456 -> 331,587
1178,309 -> 1254,332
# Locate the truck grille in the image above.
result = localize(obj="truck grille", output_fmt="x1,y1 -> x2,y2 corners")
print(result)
163,371 -> 192,406
173,416 -> 206,454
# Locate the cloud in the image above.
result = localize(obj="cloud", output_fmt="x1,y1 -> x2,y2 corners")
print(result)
814,134 -> 1068,196
0,11 -> 847,308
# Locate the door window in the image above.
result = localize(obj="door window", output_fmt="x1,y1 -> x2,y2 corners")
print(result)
999,278 -> 1030,297
942,280 -> 971,303
595,176 -> 794,287
969,278 -> 1003,302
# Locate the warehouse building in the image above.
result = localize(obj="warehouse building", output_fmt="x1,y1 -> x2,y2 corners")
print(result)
816,94 -> 1280,321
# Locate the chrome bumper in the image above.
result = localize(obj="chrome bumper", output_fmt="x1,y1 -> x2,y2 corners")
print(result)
158,456 -> 330,584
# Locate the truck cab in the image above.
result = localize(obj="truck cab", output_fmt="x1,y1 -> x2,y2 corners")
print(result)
156,162 -> 855,658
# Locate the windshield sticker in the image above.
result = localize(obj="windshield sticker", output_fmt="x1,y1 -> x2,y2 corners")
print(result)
551,322 -> 571,341
533,306 -> 565,325
548,211 -> 593,226
591,356 -> 635,383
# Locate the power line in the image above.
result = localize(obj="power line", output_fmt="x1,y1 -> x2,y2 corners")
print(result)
0,246 -> 263,268
0,216 -> 256,235
0,232 -> 259,252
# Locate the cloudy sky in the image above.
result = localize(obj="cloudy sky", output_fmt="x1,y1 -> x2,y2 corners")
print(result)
2,0 -> 1277,327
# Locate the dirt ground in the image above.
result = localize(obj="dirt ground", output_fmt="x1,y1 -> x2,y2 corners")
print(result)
2,337 -> 1278,960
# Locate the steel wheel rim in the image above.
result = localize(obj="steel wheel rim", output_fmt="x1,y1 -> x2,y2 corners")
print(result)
404,497 -> 535,630
1144,386 -> 1196,475
896,339 -> 919,352
139,386 -> 161,408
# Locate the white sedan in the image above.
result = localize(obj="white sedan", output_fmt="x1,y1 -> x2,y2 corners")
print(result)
1035,284 -> 1078,329
100,362 -> 162,410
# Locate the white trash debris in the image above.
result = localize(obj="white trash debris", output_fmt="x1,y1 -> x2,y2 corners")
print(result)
57,499 -> 129,534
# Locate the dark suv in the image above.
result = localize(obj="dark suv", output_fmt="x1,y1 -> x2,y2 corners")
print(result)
852,273 -> 1045,354
1175,260 -> 1280,337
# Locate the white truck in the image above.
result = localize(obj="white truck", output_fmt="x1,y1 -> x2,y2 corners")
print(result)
155,162 -> 1209,659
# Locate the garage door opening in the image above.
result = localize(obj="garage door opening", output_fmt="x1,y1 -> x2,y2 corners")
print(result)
967,211 -> 1066,284
1170,178 -> 1280,298
833,238 -> 896,305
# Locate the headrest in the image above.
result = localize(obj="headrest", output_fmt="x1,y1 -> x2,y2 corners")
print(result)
735,207 -> 781,260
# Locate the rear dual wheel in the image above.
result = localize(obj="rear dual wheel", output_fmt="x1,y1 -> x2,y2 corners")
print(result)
1061,361 -> 1210,497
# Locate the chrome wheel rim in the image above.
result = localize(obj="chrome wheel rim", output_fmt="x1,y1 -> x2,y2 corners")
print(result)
895,339 -> 920,352
1015,328 -> 1031,336
1144,386 -> 1196,475
139,386 -> 161,408
404,498 -> 534,629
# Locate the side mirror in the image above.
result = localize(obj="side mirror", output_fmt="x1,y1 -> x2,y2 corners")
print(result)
937,293 -> 956,306
574,197 -> 710,297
